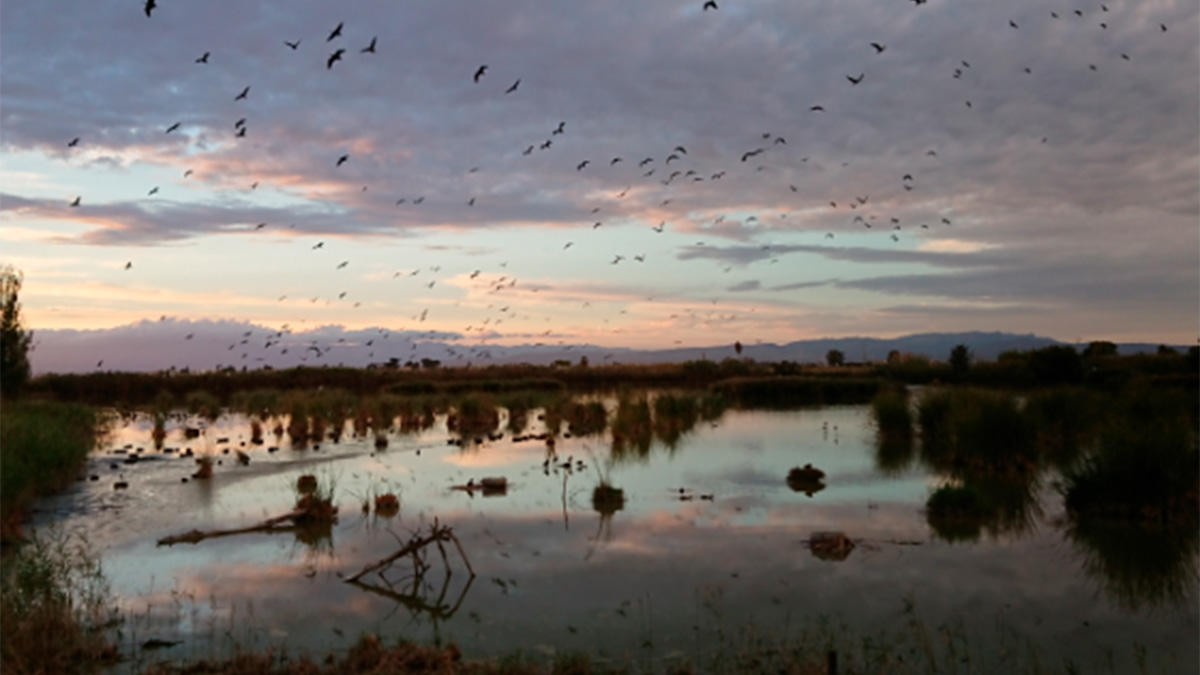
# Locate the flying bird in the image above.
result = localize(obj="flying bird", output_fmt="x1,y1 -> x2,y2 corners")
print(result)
576,160 -> 590,171
235,117 -> 246,129
235,86 -> 250,101
505,79 -> 520,94
148,186 -> 159,196
870,42 -> 885,53
361,37 -> 377,53
124,261 -> 133,270
69,196 -> 81,207
144,0 -> 155,17
327,49 -> 345,69
327,22 -> 344,41
165,122 -> 181,133
196,51 -> 210,64
703,1 -> 718,9
552,122 -> 565,134
810,105 -> 825,111
336,154 -> 349,166
847,73 -> 864,85
284,39 -> 301,50
474,65 -> 488,82
67,137 -> 80,147
1009,20 -> 1018,28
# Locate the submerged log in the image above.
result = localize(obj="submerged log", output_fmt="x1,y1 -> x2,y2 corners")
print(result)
157,502 -> 337,546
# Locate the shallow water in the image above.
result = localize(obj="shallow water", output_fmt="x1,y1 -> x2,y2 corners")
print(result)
31,400 -> 1200,673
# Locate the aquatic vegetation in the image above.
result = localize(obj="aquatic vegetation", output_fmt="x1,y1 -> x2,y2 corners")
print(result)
1060,421 -> 1199,523
871,388 -> 913,439
0,401 -> 99,542
447,393 -> 500,440
653,392 -> 701,447
564,400 -> 608,437
610,393 -> 653,460
916,389 -> 1037,475
712,376 -> 882,408
183,389 -> 222,421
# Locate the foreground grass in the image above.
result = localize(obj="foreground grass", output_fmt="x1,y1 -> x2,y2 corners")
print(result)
0,530 -> 119,674
0,401 -> 101,543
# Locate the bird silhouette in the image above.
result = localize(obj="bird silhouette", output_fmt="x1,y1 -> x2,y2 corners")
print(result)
70,196 -> 81,207
165,122 -> 181,133
870,42 -> 885,53
336,154 -> 349,167
284,39 -> 301,50
144,0 -> 155,17
235,86 -> 250,101
196,51 -> 210,64
703,0 -> 718,9
234,118 -> 246,129
327,22 -> 344,41
67,137 -> 80,147
361,37 -> 377,53
847,73 -> 864,85
505,79 -> 520,94
148,186 -> 159,196
810,105 -> 825,111
125,261 -> 133,270
474,65 -> 488,82
552,122 -> 565,135
327,49 -> 345,69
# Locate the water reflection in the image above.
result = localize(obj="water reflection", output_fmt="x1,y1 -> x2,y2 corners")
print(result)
1065,519 -> 1200,612
34,397 -> 1200,673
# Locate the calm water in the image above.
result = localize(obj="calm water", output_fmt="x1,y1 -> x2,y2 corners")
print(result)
30,398 -> 1199,673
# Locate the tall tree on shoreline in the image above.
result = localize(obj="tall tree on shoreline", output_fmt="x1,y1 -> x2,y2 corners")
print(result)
1,266 -> 33,398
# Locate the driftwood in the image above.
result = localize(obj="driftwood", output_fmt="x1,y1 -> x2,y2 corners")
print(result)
156,506 -> 334,546
345,518 -> 473,584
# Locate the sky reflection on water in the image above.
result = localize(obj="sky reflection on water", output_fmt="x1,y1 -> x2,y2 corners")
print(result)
30,399 -> 1199,673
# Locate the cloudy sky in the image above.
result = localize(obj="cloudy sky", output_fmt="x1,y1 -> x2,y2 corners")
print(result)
2,0 -> 1196,371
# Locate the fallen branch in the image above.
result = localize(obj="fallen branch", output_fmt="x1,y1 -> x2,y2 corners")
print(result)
157,508 -> 312,546
345,519 -> 473,584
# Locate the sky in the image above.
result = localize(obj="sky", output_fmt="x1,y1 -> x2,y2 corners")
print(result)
2,0 -> 1197,373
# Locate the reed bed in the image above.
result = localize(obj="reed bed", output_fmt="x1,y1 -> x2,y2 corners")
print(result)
0,401 -> 101,543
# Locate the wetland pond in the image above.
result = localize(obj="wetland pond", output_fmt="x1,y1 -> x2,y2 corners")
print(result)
30,392 -> 1199,673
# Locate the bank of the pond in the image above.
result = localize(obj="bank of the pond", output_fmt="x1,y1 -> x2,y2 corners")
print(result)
1,401 -> 101,543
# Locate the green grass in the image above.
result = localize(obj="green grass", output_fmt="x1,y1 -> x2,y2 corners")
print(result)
0,401 -> 100,543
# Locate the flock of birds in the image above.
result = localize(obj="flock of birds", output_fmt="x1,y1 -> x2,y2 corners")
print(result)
52,1 -> 1178,371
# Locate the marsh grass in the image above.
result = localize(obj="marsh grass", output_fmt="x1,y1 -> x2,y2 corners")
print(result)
652,393 -> 700,448
566,400 -> 608,437
0,529 -> 119,674
0,401 -> 100,543
1060,421 -> 1199,523
711,376 -> 882,408
449,393 -> 501,439
610,394 -> 653,460
184,389 -> 222,422
916,389 -> 1037,475
871,388 -> 913,439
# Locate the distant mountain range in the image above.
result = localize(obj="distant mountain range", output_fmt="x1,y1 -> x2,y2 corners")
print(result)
29,320 -> 1188,375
